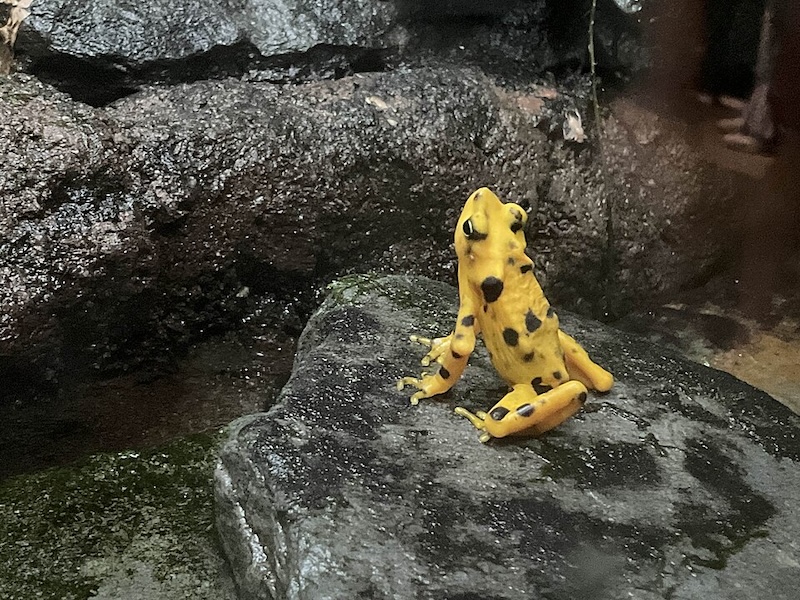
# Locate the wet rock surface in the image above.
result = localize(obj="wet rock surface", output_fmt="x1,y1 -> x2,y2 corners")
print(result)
216,274 -> 800,600
0,432 -> 236,600
2,0 -> 749,397
21,0 -> 398,63
0,66 -> 738,390
14,1 -> 647,103
0,293 -> 296,480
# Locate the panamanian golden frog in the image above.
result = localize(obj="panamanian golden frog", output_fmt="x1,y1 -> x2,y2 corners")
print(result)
397,187 -> 613,442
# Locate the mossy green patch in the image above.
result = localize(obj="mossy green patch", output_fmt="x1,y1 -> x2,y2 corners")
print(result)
328,273 -> 426,310
0,431 -> 235,600
328,273 -> 457,322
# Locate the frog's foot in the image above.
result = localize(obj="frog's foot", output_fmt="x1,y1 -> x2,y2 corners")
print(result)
457,381 -> 589,440
396,375 -> 431,405
396,365 -> 453,404
399,332 -> 467,404
454,407 -> 493,443
409,333 -> 452,367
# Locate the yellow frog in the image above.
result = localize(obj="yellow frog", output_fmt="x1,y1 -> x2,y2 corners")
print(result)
398,187 -> 613,442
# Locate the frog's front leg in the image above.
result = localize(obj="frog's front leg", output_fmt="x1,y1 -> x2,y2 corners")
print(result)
397,308 -> 480,405
557,330 -> 614,392
455,380 -> 588,442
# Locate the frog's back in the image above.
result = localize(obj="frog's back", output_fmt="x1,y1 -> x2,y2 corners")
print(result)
479,264 -> 566,388
454,188 -> 567,389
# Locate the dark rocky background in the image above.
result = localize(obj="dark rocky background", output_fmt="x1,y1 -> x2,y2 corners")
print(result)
3,2 -> 794,598
1,0 -> 762,394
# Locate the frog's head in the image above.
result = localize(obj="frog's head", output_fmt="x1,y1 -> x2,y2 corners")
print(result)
454,187 -> 528,261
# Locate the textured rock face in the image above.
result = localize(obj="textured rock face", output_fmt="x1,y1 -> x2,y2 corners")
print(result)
0,67 -> 544,379
0,66 -> 737,383
22,0 -> 399,63
17,0 -> 646,71
0,433 -> 236,600
215,274 -> 800,600
14,0 -> 652,106
2,0 -> 747,387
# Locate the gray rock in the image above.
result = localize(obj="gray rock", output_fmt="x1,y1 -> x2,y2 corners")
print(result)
215,274 -> 800,600
612,0 -> 647,13
15,0 -> 653,104
21,0 -> 399,64
0,66 -> 737,382
15,0 -> 648,73
0,67 -> 543,378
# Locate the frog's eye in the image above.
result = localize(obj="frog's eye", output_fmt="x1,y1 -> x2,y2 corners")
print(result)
463,219 -> 474,237
462,218 -> 487,241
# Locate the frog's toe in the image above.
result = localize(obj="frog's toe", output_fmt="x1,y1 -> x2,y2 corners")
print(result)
454,406 -> 485,428
396,377 -> 412,391
422,347 -> 448,367
409,334 -> 433,347
409,391 -> 426,405
397,375 -> 425,390
454,407 -> 494,443
397,375 -> 434,405
418,338 -> 451,366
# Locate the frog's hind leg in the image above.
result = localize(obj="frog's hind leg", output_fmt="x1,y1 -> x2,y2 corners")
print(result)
455,380 -> 588,441
557,330 -> 613,392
